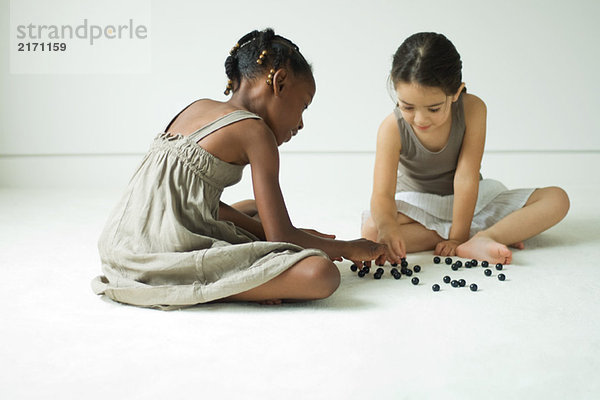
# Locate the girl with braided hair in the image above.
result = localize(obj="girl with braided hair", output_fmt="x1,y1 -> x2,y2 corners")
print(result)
362,32 -> 569,265
93,28 -> 387,309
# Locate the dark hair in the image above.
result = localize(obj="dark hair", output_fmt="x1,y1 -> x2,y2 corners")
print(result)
224,28 -> 313,94
391,32 -> 462,96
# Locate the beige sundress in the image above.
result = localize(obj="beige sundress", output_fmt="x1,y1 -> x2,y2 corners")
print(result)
92,109 -> 327,310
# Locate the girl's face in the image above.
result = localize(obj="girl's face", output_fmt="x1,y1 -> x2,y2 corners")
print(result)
395,82 -> 462,133
267,71 -> 315,146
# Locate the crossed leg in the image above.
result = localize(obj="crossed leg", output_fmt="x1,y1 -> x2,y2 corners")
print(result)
222,255 -> 341,304
220,200 -> 340,305
230,199 -> 259,218
361,186 -> 569,265
456,186 -> 569,264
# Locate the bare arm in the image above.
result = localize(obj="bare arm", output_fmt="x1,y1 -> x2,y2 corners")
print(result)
370,113 -> 405,261
438,94 -> 487,254
242,124 -> 386,264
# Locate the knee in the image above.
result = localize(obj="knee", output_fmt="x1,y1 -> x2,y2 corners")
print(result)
232,199 -> 258,217
303,257 -> 341,299
546,186 -> 570,219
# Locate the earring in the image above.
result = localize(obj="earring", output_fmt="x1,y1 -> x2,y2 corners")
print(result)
266,69 -> 275,85
224,79 -> 233,95
256,50 -> 267,64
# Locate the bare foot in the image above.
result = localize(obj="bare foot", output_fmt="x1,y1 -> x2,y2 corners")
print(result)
456,233 -> 513,265
258,299 -> 282,305
509,241 -> 525,250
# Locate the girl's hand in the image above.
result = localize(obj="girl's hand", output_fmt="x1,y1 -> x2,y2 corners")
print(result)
434,239 -> 462,256
342,238 -> 388,267
377,225 -> 406,264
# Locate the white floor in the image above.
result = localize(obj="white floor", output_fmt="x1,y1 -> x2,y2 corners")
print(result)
1,152 -> 599,399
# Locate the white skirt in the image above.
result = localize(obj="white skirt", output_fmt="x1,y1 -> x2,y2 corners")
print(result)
363,179 -> 535,239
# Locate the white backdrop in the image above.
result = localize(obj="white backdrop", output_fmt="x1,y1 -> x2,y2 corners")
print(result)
1,0 -> 599,157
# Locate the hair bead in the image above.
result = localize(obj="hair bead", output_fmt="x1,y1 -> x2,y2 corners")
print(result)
266,69 -> 275,85
224,79 -> 233,95
229,43 -> 240,56
256,49 -> 268,64
224,28 -> 312,97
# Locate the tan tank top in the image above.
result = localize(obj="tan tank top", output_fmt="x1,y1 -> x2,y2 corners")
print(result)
395,94 -> 479,195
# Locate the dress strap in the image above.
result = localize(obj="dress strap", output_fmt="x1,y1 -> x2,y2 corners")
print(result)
187,110 -> 262,143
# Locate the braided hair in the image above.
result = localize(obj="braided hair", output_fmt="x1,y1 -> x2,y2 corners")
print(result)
391,32 -> 463,96
224,28 -> 313,95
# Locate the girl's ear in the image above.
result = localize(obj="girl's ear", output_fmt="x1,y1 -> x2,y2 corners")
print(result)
273,69 -> 288,97
452,82 -> 466,102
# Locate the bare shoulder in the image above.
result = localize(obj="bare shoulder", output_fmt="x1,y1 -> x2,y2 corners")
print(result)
379,112 -> 399,132
234,118 -> 279,163
378,112 -> 401,144
167,99 -> 239,135
460,93 -> 487,148
236,117 -> 275,143
462,93 -> 487,119
181,100 -> 277,165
